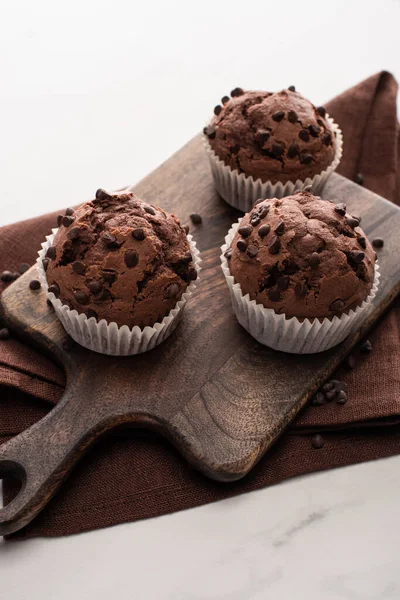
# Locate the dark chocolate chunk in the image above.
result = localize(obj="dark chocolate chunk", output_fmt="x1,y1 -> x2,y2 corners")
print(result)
188,267 -> 198,281
346,216 -> 359,228
19,263 -> 30,274
250,215 -> 261,227
0,328 -> 10,340
322,381 -> 335,392
272,110 -> 285,122
42,259 -> 49,271
299,129 -> 310,142
287,143 -> 299,158
221,96 -> 230,105
68,227 -> 81,240
337,390 -> 348,404
102,232 -> 117,247
231,87 -> 244,97
247,244 -> 258,258
294,282 -> 307,297
184,224 -> 190,234
350,250 -> 365,264
57,214 -> 63,227
272,143 -> 284,159
95,189 -> 112,201
258,224 -> 271,238
72,261 -> 87,275
316,106 -> 326,118
277,275 -> 290,291
46,245 -> 57,259
256,129 -> 270,146
29,279 -> 41,290
345,355 -> 356,369
268,287 -> 281,302
309,124 -> 321,137
309,252 -> 320,268
214,105 -> 222,116
125,250 -> 139,268
102,270 -> 117,284
1,270 -> 14,282
48,283 -> 60,297
224,248 -> 232,260
74,290 -> 90,305
311,434 -> 324,449
330,299 -> 345,312
360,339 -> 372,353
274,220 -> 285,236
287,110 -> 298,123
144,205 -> 156,215
12,272 -> 20,281
237,239 -> 247,252
300,152 -> 313,165
87,280 -> 103,295
86,309 -> 98,320
132,228 -> 145,241
65,207 -> 74,216
98,288 -> 112,302
325,390 -> 336,401
311,392 -> 326,406
62,215 -> 75,227
334,203 -> 347,216
322,132 -> 332,145
238,225 -> 252,238
269,236 -> 281,254
182,251 -> 192,263
288,85 -> 296,92
190,213 -> 202,225
166,283 -> 180,299
203,125 -> 216,139
372,237 -> 384,248
258,205 -> 270,219
357,236 -> 366,249
355,173 -> 364,185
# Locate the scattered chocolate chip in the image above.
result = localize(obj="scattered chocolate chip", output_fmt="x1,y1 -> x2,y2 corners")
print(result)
74,290 -> 90,305
57,214 -> 63,227
203,125 -> 216,139
334,203 -> 347,216
144,205 -> 156,215
86,309 -> 98,320
87,280 -> 103,295
322,381 -> 335,392
68,227 -> 81,240
19,263 -> 30,274
346,216 -> 359,229
350,250 -> 365,264
65,207 -> 74,216
287,110 -> 298,124
272,110 -> 285,122
325,390 -> 337,401
46,246 -> 57,260
337,390 -> 348,404
250,215 -> 261,227
237,239 -> 247,252
214,105 -> 222,116
221,96 -> 230,105
322,132 -> 332,145
224,248 -> 232,260
352,215 -> 361,224
258,224 -> 271,238
271,143 -> 284,159
311,392 -> 326,406
72,261 -> 87,275
256,129 -> 270,146
231,87 -> 244,97
287,143 -> 299,158
247,244 -> 258,258
309,252 -> 320,268
131,228 -> 145,241
345,355 -> 356,369
166,283 -> 180,299
269,236 -> 281,254
102,232 -> 121,249
294,282 -> 307,297
288,85 -> 296,92
360,339 -> 372,353
0,328 -> 10,340
48,283 -> 60,297
299,129 -> 310,142
98,288 -> 112,302
188,268 -> 198,281
316,106 -> 326,118
274,220 -> 285,236
1,270 -> 14,282
102,270 -> 117,284
277,275 -> 290,291
309,124 -> 321,137
62,215 -> 75,227
184,224 -> 190,235
311,434 -> 324,449
372,237 -> 384,248
29,279 -> 41,290
355,173 -> 364,185
190,213 -> 202,225
125,250 -> 139,268
42,259 -> 49,271
238,225 -> 252,238
95,189 -> 112,200
300,152 -> 313,165
356,235 -> 366,250
330,299 -> 345,312
258,205 -> 270,219
268,287 -> 281,302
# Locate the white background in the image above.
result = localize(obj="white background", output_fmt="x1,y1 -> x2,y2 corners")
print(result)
1,1 -> 400,598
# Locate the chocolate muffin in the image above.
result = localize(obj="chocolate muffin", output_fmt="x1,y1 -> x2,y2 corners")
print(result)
228,192 -> 375,320
205,87 -> 336,184
45,189 -> 197,328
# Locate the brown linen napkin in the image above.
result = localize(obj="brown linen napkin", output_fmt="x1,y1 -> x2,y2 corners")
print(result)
1,71 -> 399,539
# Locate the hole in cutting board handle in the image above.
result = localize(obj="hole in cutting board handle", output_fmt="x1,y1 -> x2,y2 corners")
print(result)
0,460 -> 26,508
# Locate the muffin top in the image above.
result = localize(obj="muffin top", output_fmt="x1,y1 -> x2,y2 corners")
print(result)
227,192 -> 375,320
204,87 -> 336,184
44,189 -> 197,328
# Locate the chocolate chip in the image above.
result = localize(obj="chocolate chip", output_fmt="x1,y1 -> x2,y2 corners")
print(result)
42,259 -> 49,271
29,279 -> 41,290
98,288 -> 112,301
288,85 -> 296,92
68,227 -> 81,240
250,215 -> 261,227
95,189 -> 112,200
48,283 -> 60,297
258,205 -> 270,219
62,215 -> 75,227
258,224 -> 271,238
309,124 -> 321,137
272,110 -> 285,122
46,246 -> 57,259
355,173 -> 364,185
350,250 -> 365,264
269,236 -> 281,254
0,328 -> 10,340
238,225 -> 252,238
203,125 -> 216,139
357,236 -> 366,249
131,228 -> 145,241
247,244 -> 258,258
287,143 -> 299,158
74,290 -> 90,305
125,250 -> 139,268
274,220 -> 285,236
214,105 -> 222,116
190,213 -> 202,225
166,283 -> 180,299
144,205 -> 156,215
277,275 -> 290,291
57,215 -> 63,227
299,129 -> 310,142
182,251 -> 193,264
221,95 -> 230,105
345,355 -> 356,369
183,224 -> 190,235
272,143 -> 284,158
102,232 -> 121,249
360,339 -> 372,353
322,132 -> 332,145
325,389 -> 336,401
87,280 -> 103,294
309,252 -> 320,268
188,267 -> 198,281
65,207 -> 74,216
311,434 -> 324,449
72,261 -> 87,275
330,299 -> 345,312
300,152 -> 313,165
316,106 -> 326,118
322,381 -> 335,392
346,216 -> 359,229
337,390 -> 348,404
268,287 -> 281,302
334,203 -> 347,216
237,239 -> 247,252
372,237 -> 384,248
224,248 -> 232,260
19,263 -> 30,274
294,282 -> 307,297
352,215 -> 361,224
287,110 -> 298,124
1,270 -> 14,282
231,87 -> 244,97
102,270 -> 117,284
255,129 -> 270,146
86,309 -> 98,320
311,392 -> 326,406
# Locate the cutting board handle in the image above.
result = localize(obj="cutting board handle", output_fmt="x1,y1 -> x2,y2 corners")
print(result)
0,374 -> 114,536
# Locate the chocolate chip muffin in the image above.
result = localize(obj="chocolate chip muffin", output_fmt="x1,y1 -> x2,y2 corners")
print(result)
44,189 -> 197,328
205,87 -> 337,185
227,192 -> 375,320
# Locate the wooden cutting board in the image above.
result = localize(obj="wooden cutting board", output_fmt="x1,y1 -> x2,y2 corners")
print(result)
1,135 -> 400,536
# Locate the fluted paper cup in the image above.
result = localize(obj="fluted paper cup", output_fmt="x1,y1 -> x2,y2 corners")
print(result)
220,221 -> 379,354
37,229 -> 201,356
205,115 -> 343,213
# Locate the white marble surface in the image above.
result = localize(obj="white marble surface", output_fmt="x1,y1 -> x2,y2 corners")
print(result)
1,0 -> 400,598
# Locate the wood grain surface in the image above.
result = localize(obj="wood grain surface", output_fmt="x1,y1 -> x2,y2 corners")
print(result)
1,134 -> 400,536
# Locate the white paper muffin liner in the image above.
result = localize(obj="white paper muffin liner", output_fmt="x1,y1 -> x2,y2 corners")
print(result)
205,114 -> 343,213
220,221 -> 379,354
37,229 -> 201,356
